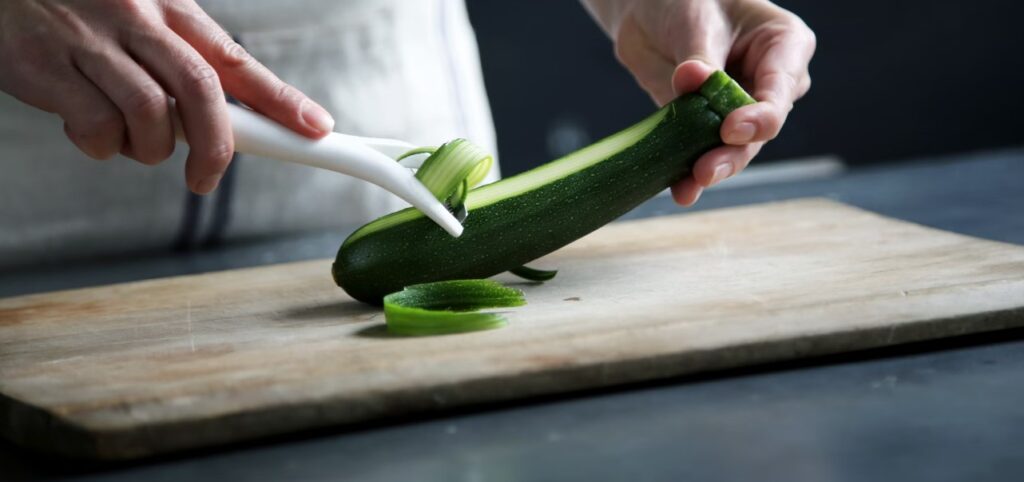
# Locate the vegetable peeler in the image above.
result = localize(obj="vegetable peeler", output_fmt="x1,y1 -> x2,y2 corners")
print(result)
173,103 -> 464,237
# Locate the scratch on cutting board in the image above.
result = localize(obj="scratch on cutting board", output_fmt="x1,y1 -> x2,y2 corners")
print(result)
187,300 -> 196,353
885,324 -> 898,344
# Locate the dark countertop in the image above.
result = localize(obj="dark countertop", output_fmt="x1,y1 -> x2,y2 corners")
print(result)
2,148 -> 1023,481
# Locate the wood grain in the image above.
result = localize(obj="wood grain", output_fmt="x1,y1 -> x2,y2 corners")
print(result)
2,198 -> 1023,459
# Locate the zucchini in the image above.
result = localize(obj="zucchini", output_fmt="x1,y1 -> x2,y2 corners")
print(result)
333,71 -> 755,304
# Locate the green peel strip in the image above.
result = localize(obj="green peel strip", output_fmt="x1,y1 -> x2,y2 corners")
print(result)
384,280 -> 526,336
400,139 -> 493,213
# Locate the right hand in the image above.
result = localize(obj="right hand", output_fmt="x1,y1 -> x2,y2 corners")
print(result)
583,0 -> 815,206
0,0 -> 335,194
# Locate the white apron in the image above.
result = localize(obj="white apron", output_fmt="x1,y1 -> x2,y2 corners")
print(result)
0,0 -> 497,269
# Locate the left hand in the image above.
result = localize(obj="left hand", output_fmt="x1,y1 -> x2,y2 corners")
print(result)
583,0 -> 816,205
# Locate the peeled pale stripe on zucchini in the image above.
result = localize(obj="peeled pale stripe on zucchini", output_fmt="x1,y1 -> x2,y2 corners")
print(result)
334,71 -> 756,305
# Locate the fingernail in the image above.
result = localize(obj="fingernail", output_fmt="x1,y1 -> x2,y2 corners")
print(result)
709,163 -> 734,186
688,187 -> 703,206
727,122 -> 756,144
301,100 -> 335,133
195,173 -> 222,195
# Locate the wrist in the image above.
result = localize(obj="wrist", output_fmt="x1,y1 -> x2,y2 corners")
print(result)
579,0 -> 636,38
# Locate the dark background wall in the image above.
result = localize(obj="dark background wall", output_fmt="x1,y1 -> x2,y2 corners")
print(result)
466,1 -> 1024,175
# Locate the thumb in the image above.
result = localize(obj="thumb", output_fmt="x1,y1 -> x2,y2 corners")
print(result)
666,10 -> 730,96
671,59 -> 718,96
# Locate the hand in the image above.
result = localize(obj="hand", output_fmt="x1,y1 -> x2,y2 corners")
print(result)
584,0 -> 815,205
0,0 -> 335,194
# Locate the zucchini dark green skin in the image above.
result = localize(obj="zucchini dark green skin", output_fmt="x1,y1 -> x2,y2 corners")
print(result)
334,71 -> 755,304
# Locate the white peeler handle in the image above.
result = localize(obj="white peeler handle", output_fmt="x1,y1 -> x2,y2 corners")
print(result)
174,103 -> 463,237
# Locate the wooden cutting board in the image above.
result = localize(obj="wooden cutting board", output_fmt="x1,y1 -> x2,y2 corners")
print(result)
2,198 -> 1024,460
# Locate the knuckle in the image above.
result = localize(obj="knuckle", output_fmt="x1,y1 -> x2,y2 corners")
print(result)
764,117 -> 784,140
804,27 -> 818,50
612,42 -> 632,67
81,109 -> 124,136
782,14 -> 817,51
201,141 -> 235,169
45,4 -> 90,37
218,37 -> 253,68
798,75 -> 812,97
761,20 -> 792,39
758,71 -> 799,104
71,43 -> 108,63
180,64 -> 221,98
123,87 -> 167,121
271,81 -> 301,106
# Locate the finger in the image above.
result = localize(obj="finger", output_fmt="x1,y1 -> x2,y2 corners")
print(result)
670,176 -> 703,207
797,74 -> 812,99
73,47 -> 175,165
165,3 -> 333,138
665,4 -> 730,97
751,25 -> 816,106
670,59 -> 717,95
1,56 -> 124,159
664,2 -> 731,69
724,27 -> 815,145
720,102 -> 783,145
691,142 -> 764,188
128,27 -> 233,194
614,16 -> 677,105
27,69 -> 126,160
